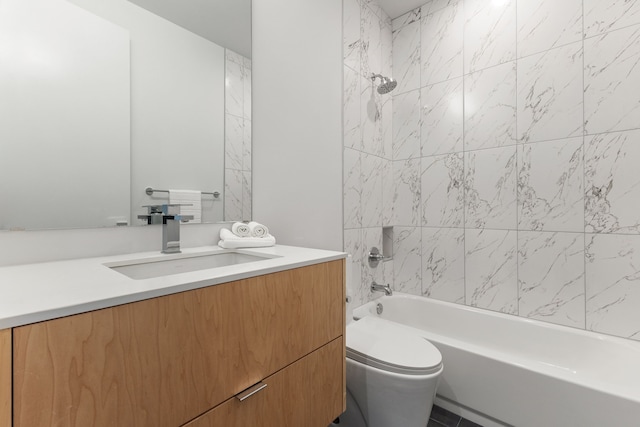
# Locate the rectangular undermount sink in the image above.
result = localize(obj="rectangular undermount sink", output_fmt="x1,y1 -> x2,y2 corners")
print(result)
105,250 -> 278,280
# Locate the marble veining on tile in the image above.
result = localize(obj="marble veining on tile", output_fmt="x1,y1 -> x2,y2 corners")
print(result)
381,96 -> 393,159
346,0 -> 640,343
585,130 -> 640,234
344,148 -> 362,229
243,67 -> 252,121
343,0 -> 392,311
393,227 -> 423,295
381,20 -> 394,86
361,0 -> 389,26
393,90 -> 421,160
392,19 -> 421,94
465,228 -> 518,314
344,0 -> 362,72
361,3 -> 383,80
422,227 -> 465,303
518,231 -> 585,328
517,0 -> 582,58
584,0 -> 640,38
584,25 -> 640,135
518,137 -> 584,232
429,0 -> 462,15
361,152 -> 383,227
392,6 -> 422,32
463,0 -> 516,74
517,42 -> 583,143
394,159 -> 421,226
344,65 -> 362,150
224,169 -> 242,221
465,146 -> 517,230
421,2 -> 464,86
224,115 -> 244,171
586,234 -> 640,341
241,171 -> 252,221
382,159 -> 394,225
243,121 -> 252,171
421,78 -> 464,156
422,153 -> 464,228
464,61 -> 517,151
225,58 -> 244,118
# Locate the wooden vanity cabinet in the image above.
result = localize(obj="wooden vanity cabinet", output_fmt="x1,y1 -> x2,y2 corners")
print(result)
0,329 -> 10,427
12,259 -> 345,427
184,337 -> 344,427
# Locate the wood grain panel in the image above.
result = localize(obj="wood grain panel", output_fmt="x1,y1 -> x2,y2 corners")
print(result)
185,337 -> 344,427
13,260 -> 344,427
0,329 -> 10,427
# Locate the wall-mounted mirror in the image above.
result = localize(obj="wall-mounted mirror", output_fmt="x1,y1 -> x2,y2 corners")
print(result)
0,0 -> 251,231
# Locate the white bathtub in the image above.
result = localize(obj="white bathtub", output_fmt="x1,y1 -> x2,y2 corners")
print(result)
353,293 -> 640,427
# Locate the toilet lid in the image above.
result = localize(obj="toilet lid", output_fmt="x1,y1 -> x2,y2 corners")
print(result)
346,316 -> 442,375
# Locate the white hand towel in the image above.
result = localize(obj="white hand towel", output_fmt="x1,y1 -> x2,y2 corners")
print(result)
231,222 -> 251,237
169,190 -> 201,223
218,228 -> 276,249
248,221 -> 269,238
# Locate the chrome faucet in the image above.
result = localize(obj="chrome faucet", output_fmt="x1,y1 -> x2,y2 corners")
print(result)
139,204 -> 194,254
371,281 -> 393,296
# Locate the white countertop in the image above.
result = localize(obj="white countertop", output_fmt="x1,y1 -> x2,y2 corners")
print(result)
0,245 -> 346,329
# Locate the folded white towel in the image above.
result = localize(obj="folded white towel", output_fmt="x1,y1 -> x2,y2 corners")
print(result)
169,189 -> 202,223
248,221 -> 269,238
231,222 -> 251,237
218,228 -> 276,249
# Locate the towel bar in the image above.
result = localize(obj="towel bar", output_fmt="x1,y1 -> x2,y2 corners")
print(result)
145,187 -> 220,199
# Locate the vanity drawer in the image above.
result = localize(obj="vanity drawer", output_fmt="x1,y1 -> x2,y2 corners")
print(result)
183,337 -> 344,427
0,329 -> 10,427
13,260 -> 344,427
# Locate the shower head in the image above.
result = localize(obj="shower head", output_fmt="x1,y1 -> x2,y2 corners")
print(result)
371,73 -> 398,94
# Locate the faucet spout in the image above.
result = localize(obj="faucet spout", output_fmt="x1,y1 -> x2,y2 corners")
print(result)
140,204 -> 193,254
162,215 -> 182,254
371,281 -> 393,296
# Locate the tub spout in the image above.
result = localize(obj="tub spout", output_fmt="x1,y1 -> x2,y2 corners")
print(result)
371,281 -> 393,296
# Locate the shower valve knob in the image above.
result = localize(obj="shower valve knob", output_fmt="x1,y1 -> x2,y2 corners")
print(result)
368,247 -> 385,268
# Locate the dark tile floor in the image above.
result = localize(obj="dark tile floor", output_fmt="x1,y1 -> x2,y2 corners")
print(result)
428,405 -> 483,427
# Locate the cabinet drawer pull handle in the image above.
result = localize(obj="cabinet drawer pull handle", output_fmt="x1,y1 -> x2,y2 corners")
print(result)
236,382 -> 268,401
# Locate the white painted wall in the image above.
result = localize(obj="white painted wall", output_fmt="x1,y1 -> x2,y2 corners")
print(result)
252,0 -> 344,251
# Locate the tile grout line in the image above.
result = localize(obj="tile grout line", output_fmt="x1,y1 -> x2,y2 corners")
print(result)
515,0 -> 520,318
582,0 -> 587,332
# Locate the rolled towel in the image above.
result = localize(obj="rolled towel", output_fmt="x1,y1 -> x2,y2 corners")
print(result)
248,221 -> 269,238
232,222 -> 251,237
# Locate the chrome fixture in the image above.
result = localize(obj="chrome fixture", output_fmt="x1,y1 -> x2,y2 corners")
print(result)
145,186 -> 220,199
138,204 -> 194,254
371,73 -> 398,94
368,246 -> 385,268
376,302 -> 383,315
371,281 -> 393,296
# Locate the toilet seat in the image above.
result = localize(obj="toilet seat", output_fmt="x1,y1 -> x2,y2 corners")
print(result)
346,316 -> 442,375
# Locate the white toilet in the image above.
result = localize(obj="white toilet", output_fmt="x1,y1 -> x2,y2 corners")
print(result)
336,315 -> 443,427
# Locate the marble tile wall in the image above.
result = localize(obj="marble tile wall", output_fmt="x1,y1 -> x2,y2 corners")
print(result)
343,0 -> 394,307
224,50 -> 252,221
388,0 -> 640,341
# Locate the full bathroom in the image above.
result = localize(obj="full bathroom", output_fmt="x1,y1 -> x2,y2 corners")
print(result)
1,0 -> 640,426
